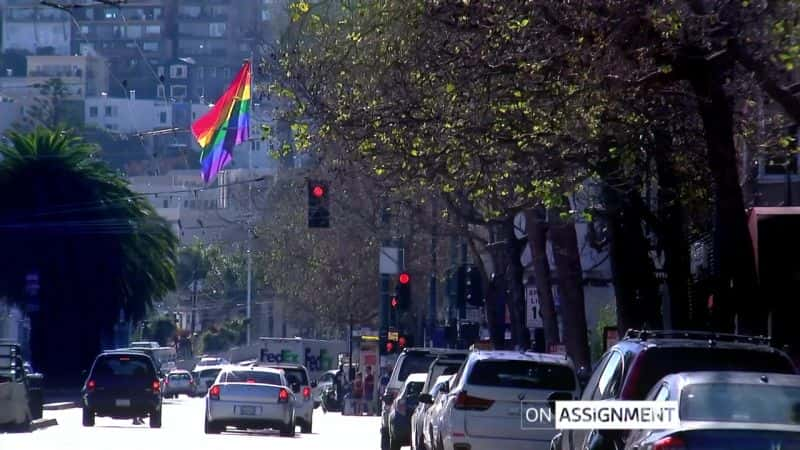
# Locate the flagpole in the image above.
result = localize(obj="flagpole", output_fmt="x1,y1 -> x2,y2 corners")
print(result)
246,55 -> 253,346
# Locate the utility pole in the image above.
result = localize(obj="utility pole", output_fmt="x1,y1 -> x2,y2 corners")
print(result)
246,55 -> 255,346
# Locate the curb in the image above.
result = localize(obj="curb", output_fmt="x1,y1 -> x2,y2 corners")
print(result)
31,418 -> 58,431
43,402 -> 78,410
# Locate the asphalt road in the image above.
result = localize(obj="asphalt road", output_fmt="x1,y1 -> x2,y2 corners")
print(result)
0,396 -> 383,450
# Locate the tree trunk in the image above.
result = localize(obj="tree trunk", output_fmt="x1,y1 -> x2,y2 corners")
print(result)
653,130 -> 692,330
524,207 -> 560,349
549,214 -> 591,370
685,54 -> 762,334
504,217 -> 530,349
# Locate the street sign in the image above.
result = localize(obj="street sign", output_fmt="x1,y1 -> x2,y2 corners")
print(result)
525,285 -> 543,328
379,247 -> 401,274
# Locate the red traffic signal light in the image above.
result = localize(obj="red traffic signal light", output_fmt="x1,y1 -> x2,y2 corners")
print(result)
398,336 -> 407,348
399,272 -> 410,284
386,341 -> 394,353
312,185 -> 325,198
390,296 -> 399,309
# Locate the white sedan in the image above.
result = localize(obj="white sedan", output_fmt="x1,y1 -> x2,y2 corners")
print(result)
204,366 -> 296,436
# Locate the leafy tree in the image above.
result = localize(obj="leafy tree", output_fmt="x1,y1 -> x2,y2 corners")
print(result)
142,315 -> 178,346
18,78 -> 83,130
0,128 -> 178,381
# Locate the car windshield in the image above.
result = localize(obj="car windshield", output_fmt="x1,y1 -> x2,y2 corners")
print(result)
226,371 -> 282,385
681,383 -> 800,424
468,360 -> 576,390
633,348 -> 796,399
93,356 -> 154,382
398,354 -> 438,382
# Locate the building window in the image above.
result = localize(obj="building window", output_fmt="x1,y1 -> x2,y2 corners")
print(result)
163,199 -> 168,208
159,111 -> 167,123
184,200 -> 188,208
89,106 -> 98,117
223,67 -> 231,78
195,87 -> 205,98
157,85 -> 165,99
209,67 -> 217,78
145,25 -> 161,35
80,25 -> 89,35
209,23 -> 226,37
104,105 -> 115,117
104,9 -> 117,19
126,25 -> 142,39
170,85 -> 187,98
157,66 -> 165,77
170,65 -> 187,79
142,42 -> 159,52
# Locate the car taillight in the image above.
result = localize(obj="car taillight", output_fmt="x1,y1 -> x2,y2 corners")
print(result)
152,380 -> 161,392
303,386 -> 311,400
620,353 -> 644,400
278,388 -> 289,403
653,436 -> 687,450
247,379 -> 256,383
86,379 -> 96,392
209,384 -> 221,400
454,391 -> 494,411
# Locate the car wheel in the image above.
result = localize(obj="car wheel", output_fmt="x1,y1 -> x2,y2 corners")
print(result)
279,420 -> 295,437
82,407 -> 95,427
149,409 -> 162,428
204,417 -> 221,434
301,419 -> 312,433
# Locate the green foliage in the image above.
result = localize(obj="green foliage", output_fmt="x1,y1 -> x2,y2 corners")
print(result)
590,303 -> 617,363
0,128 -> 178,374
199,318 -> 248,353
143,315 -> 178,346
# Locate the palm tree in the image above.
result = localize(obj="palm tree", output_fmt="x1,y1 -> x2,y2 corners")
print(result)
0,128 -> 178,382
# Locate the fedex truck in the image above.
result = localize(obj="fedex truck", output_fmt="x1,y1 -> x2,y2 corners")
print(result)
259,337 -> 347,381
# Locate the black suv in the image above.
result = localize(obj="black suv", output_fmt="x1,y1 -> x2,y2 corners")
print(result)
81,351 -> 163,428
552,330 -> 798,450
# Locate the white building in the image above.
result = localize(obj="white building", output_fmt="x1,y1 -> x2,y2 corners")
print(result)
85,95 -> 172,133
1,2 -> 72,55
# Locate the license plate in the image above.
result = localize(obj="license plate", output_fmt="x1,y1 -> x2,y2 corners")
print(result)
239,405 -> 257,416
115,399 -> 131,407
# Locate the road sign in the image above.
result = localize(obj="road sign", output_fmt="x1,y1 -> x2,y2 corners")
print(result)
526,285 -> 543,328
379,247 -> 401,274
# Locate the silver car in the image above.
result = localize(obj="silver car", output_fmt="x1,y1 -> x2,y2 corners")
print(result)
163,370 -> 194,398
204,366 -> 296,436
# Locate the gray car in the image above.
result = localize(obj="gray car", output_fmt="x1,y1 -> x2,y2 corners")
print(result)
163,370 -> 194,398
624,371 -> 800,450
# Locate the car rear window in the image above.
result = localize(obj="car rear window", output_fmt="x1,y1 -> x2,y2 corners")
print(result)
276,367 -> 309,386
633,348 -> 796,399
467,360 -> 576,390
680,383 -> 800,424
403,381 -> 424,399
93,355 -> 155,381
226,371 -> 283,385
199,368 -> 221,379
398,354 -> 438,382
169,372 -> 190,380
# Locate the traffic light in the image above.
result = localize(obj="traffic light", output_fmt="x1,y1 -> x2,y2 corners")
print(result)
386,341 -> 395,353
397,272 -> 410,311
398,335 -> 407,350
307,179 -> 330,228
390,295 -> 399,311
466,266 -> 484,306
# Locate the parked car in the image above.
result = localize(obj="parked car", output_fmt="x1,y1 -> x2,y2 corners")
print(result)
416,374 -> 453,450
387,373 -> 427,450
192,365 -> 224,397
0,341 -> 36,431
257,362 -> 315,433
409,356 -> 465,450
81,350 -> 163,428
313,369 -> 338,408
204,366 -> 295,436
194,356 -> 229,370
381,348 -> 467,449
162,370 -> 195,398
625,371 -> 800,449
552,329 -> 800,450
438,350 -> 580,450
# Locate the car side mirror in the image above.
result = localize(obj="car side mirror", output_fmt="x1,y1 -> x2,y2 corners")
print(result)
547,391 -> 573,414
418,393 -> 433,404
439,382 -> 450,394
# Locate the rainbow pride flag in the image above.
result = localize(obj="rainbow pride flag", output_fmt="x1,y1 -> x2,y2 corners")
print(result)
191,60 -> 251,183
